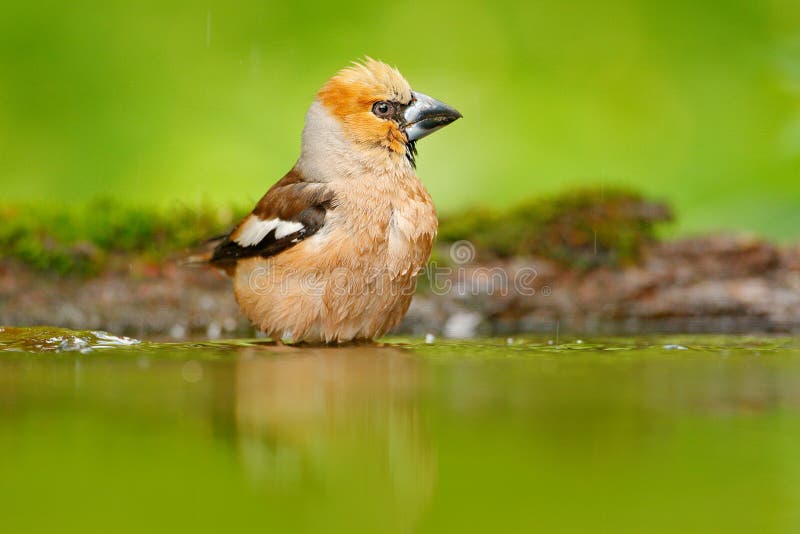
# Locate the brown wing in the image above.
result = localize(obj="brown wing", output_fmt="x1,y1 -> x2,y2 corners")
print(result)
210,168 -> 334,269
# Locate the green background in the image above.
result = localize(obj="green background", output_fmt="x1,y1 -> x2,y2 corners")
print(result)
2,0 -> 799,238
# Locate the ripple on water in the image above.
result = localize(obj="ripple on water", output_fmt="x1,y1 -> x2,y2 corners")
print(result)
0,326 -> 140,353
2,326 -> 799,357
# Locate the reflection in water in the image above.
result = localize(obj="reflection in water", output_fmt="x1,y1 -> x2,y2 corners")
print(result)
234,346 -> 434,530
3,335 -> 800,532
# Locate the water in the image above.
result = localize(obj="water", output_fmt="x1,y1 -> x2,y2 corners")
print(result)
2,328 -> 800,533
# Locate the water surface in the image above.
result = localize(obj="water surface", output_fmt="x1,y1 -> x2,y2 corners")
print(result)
2,328 -> 800,533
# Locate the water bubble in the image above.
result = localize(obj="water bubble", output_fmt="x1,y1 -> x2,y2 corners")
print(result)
181,360 -> 203,383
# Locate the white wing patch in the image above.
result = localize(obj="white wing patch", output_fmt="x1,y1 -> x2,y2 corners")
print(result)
274,220 -> 304,239
234,215 -> 304,247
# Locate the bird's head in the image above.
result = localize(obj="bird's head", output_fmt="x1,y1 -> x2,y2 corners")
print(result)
301,58 -> 461,172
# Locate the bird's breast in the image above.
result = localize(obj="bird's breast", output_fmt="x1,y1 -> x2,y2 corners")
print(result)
318,175 -> 437,277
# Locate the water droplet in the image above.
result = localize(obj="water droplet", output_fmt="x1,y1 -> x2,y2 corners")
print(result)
181,360 -> 203,383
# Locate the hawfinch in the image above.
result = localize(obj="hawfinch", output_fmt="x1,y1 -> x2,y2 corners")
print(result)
210,59 -> 461,343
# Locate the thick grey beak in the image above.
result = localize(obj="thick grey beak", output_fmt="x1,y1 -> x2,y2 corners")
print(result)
403,91 -> 462,142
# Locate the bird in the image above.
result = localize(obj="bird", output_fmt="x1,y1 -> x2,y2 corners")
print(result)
209,58 -> 461,343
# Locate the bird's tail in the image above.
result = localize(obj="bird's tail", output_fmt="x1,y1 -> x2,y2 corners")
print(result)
177,234 -> 228,268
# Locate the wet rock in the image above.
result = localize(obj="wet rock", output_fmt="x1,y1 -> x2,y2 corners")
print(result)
0,326 -> 140,352
407,235 -> 800,335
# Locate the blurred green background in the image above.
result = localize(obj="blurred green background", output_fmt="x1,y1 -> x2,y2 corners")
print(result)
1,0 -> 799,239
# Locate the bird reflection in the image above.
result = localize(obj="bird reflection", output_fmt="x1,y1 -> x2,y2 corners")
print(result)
233,344 -> 434,529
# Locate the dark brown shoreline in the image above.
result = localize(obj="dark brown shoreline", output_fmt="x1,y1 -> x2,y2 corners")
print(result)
2,235 -> 799,340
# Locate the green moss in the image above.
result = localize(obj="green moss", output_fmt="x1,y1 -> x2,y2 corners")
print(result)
0,200 -> 245,276
0,188 -> 671,276
437,188 -> 672,268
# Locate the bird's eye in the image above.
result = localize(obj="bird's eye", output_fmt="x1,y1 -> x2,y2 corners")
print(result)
372,101 -> 394,119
